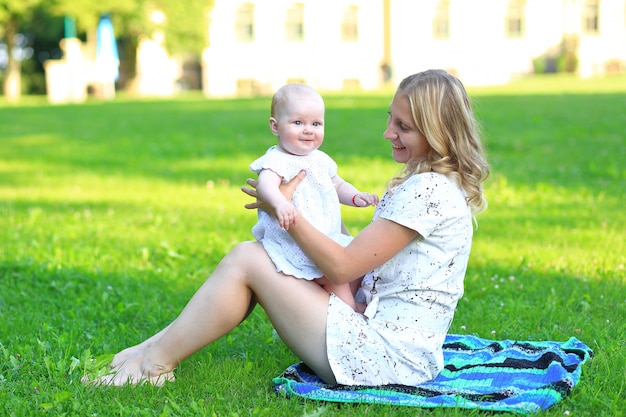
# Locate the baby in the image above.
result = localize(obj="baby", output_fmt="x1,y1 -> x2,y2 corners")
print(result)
250,84 -> 378,309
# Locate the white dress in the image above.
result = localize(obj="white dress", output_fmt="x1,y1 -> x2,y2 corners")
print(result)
326,172 -> 473,385
250,146 -> 352,279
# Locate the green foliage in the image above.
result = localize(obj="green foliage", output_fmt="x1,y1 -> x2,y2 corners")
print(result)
532,35 -> 579,74
0,75 -> 625,416
153,0 -> 211,54
0,0 -> 42,23
46,0 -> 136,30
2,0 -> 212,100
47,0 -> 210,55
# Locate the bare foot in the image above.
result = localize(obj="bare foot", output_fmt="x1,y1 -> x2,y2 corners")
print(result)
108,325 -> 171,369
82,354 -> 175,387
88,369 -> 175,386
109,343 -> 151,369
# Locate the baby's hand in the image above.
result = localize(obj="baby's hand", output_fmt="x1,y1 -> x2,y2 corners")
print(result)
275,202 -> 298,230
353,192 -> 379,207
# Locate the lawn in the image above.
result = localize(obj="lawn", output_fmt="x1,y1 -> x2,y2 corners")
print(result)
1,74 -> 625,416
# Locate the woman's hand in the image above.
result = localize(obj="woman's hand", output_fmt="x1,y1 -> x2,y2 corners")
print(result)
241,178 -> 263,210
242,170 -> 306,211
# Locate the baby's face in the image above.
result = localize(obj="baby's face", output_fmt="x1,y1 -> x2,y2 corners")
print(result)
272,96 -> 325,156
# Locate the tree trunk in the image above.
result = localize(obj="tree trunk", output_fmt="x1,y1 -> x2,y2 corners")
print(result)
3,17 -> 22,102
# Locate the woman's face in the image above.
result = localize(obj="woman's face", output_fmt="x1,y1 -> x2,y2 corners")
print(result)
383,92 -> 431,164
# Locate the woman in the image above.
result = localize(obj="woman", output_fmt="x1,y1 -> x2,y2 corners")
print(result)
88,69 -> 489,387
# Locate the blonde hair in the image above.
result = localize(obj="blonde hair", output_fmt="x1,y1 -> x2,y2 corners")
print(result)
271,84 -> 323,119
388,70 -> 489,214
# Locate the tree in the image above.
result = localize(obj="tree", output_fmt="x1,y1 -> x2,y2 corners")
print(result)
151,0 -> 211,55
0,0 -> 43,101
48,0 -> 211,57
53,0 -> 212,92
1,0 -> 211,100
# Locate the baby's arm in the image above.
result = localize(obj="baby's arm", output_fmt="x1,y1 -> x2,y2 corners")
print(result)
257,169 -> 298,229
332,175 -> 379,207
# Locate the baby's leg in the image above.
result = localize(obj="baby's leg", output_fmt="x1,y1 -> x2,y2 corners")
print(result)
314,277 -> 356,310
349,277 -> 366,313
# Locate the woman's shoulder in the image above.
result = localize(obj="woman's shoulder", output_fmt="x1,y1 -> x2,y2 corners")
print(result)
400,172 -> 456,191
388,173 -> 465,208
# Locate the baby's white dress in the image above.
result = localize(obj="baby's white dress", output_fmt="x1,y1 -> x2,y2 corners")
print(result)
326,172 -> 473,386
250,146 -> 352,279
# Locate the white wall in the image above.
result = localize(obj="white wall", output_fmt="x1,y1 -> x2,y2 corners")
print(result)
202,0 -> 626,96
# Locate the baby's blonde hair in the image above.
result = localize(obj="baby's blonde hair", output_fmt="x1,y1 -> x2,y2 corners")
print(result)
271,84 -> 323,119
388,70 -> 489,214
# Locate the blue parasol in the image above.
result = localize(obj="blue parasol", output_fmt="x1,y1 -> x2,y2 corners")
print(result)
94,13 -> 119,83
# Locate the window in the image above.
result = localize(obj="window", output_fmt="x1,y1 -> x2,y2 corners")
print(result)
286,3 -> 305,41
583,0 -> 600,34
286,77 -> 306,85
505,0 -> 526,38
235,3 -> 255,42
237,78 -> 260,96
342,6 -> 359,42
432,0 -> 450,40
343,78 -> 361,90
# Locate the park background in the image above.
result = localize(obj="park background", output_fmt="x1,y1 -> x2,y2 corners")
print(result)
1,1 -> 625,416
1,0 -> 626,102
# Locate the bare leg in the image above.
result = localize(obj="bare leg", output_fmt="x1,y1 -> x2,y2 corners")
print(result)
109,325 -> 170,369
94,242 -> 335,385
109,298 -> 258,369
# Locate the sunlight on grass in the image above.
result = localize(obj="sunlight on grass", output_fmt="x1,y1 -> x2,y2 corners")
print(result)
1,75 -> 624,416
469,74 -> 626,95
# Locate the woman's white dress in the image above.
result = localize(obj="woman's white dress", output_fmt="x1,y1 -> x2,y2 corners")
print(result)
326,172 -> 473,386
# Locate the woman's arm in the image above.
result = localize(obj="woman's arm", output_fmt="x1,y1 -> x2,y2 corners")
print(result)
287,214 -> 418,285
242,171 -> 416,284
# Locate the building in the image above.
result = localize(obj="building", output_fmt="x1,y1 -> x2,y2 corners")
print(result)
201,0 -> 626,96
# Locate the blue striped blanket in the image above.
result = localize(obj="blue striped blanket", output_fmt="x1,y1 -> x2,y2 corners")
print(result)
273,334 -> 593,414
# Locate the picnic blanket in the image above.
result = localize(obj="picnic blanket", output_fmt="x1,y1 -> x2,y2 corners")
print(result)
274,334 -> 593,414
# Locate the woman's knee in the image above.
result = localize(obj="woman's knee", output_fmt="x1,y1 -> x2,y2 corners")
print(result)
222,241 -> 262,265
230,240 -> 257,254
222,241 -> 273,277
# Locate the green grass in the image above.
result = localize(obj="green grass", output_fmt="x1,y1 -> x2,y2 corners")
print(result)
1,75 -> 625,416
